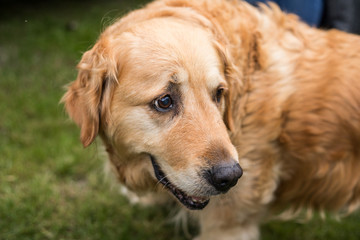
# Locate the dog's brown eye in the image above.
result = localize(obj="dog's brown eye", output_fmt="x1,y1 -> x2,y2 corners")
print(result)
154,95 -> 173,111
215,87 -> 224,103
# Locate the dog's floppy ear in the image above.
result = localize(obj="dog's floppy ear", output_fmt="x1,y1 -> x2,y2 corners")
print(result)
214,31 -> 263,132
62,42 -> 116,147
213,41 -> 239,131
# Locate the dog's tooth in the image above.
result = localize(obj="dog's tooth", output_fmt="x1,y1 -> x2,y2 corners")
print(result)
192,196 -> 203,203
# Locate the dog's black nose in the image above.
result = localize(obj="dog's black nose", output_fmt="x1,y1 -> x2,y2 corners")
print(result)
205,162 -> 243,192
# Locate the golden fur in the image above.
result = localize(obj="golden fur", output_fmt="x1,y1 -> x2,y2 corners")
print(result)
62,0 -> 360,239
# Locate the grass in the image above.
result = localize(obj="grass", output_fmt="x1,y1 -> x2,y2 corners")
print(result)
0,1 -> 359,239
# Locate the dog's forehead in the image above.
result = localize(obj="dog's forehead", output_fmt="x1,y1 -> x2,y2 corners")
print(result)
112,19 -> 225,100
171,66 -> 224,90
118,18 -> 225,89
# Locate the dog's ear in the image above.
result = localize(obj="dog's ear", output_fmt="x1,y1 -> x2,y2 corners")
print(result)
214,31 -> 263,132
213,41 -> 239,131
62,42 -> 116,147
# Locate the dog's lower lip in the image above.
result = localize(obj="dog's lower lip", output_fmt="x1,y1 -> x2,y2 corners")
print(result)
149,155 -> 210,210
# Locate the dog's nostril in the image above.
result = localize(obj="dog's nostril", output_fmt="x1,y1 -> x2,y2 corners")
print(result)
206,162 -> 243,192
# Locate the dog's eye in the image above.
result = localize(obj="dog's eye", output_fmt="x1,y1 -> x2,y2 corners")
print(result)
154,94 -> 173,111
215,87 -> 225,103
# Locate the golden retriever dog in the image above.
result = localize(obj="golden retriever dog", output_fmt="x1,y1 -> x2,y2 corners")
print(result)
62,0 -> 360,239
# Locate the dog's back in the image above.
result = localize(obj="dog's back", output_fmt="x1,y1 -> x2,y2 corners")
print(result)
273,29 -> 360,213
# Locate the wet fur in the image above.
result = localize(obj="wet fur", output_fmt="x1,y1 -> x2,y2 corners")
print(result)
62,0 -> 360,239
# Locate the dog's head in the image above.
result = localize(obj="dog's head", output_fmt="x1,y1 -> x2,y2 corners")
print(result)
62,8 -> 243,210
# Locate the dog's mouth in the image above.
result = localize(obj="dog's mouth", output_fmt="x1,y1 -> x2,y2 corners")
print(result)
150,155 -> 210,210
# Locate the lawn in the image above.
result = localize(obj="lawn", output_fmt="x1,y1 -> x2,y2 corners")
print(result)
0,1 -> 359,240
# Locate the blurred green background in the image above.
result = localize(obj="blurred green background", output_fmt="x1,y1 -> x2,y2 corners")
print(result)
0,0 -> 359,239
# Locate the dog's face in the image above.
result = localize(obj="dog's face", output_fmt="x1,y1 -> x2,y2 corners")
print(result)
63,18 -> 242,210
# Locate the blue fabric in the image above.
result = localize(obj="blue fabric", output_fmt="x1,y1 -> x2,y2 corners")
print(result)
245,0 -> 324,27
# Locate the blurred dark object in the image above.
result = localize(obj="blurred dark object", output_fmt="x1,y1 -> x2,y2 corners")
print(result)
246,0 -> 360,35
320,0 -> 360,34
246,0 -> 323,27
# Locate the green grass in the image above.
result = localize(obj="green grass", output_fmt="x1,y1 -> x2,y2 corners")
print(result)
0,1 -> 359,239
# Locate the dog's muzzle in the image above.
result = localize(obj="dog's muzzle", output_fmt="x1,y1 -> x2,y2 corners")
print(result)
149,154 -> 243,210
